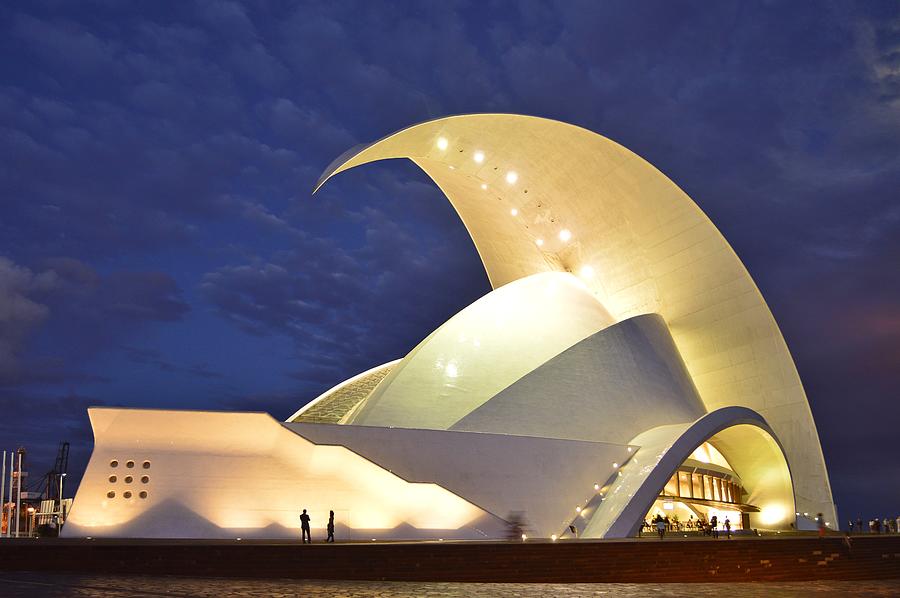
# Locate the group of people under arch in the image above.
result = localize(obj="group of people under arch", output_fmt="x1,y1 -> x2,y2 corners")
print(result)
645,513 -> 732,539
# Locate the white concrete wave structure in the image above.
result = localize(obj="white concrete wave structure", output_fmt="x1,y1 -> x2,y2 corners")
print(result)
64,114 -> 836,540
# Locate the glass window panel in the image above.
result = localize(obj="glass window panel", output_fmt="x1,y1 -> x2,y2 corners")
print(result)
664,474 -> 678,496
703,475 -> 712,500
692,474 -> 703,499
713,478 -> 721,501
678,471 -> 691,497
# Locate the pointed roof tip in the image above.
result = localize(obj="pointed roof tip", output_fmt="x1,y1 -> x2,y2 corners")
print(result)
312,141 -> 374,196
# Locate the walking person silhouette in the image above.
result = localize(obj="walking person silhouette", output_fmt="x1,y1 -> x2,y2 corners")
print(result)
300,508 -> 311,543
326,510 -> 335,543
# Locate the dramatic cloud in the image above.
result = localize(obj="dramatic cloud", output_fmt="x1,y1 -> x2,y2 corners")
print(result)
0,257 -> 54,385
0,255 -> 190,387
200,200 -> 488,387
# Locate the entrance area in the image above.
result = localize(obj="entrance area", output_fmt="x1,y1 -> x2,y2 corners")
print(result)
644,442 -> 758,533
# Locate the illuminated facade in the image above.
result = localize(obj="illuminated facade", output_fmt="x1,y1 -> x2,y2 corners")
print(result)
63,114 -> 836,540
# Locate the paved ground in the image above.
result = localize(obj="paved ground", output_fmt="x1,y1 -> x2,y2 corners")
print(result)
0,574 -> 898,597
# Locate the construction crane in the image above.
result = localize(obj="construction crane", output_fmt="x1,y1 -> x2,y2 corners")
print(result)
44,441 -> 69,503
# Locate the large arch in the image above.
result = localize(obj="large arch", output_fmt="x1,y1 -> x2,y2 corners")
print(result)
583,406 -> 794,538
315,114 -> 835,524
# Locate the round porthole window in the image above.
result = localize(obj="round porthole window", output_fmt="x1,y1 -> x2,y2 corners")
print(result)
126,460 -> 135,468
139,491 -> 148,499
108,475 -> 117,483
142,461 -> 151,469
123,491 -> 132,499
141,476 -> 149,484
110,460 -> 119,468
124,476 -> 133,484
107,491 -> 115,499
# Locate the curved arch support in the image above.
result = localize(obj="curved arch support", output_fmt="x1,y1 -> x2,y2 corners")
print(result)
583,406 -> 795,538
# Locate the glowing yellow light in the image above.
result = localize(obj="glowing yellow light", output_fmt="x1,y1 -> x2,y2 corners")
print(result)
559,229 -> 572,242
579,265 -> 594,278
551,534 -> 558,541
575,506 -> 582,512
521,533 -> 527,541
436,137 -> 448,150
760,505 -> 788,526
510,208 -> 518,216
612,462 -> 618,468
535,239 -> 544,247
594,483 -> 600,491
663,501 -> 674,510
445,363 -> 458,378
473,151 -> 485,163
627,447 -> 632,453
448,165 -> 455,170
506,171 -> 518,184
480,183 -> 487,190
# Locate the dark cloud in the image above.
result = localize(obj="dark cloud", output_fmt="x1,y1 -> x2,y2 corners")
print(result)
0,1 -> 897,522
0,257 -> 54,385
119,345 -> 222,380
200,196 -> 488,388
0,388 -> 102,494
0,255 -> 190,387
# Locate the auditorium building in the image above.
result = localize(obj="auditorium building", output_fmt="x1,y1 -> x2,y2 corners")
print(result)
63,114 -> 837,540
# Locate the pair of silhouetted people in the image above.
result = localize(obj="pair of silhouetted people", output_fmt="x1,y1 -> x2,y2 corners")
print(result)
299,508 -> 335,543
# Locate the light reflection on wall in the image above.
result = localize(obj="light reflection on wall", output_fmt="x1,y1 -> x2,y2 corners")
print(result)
689,442 -> 732,469
63,408 -> 504,539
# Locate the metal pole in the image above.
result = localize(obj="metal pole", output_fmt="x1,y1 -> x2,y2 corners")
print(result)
0,450 -> 5,538
58,473 -> 66,525
15,452 -> 22,538
6,453 -> 13,538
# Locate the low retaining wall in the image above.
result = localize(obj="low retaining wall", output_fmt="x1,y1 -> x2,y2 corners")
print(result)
1,536 -> 898,582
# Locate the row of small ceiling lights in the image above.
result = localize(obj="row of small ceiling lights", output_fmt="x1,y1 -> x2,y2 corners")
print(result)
566,451 -> 635,538
436,136 -> 595,280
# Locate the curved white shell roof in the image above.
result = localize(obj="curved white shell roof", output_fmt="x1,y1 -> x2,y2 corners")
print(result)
349,272 -> 614,429
316,113 -> 836,524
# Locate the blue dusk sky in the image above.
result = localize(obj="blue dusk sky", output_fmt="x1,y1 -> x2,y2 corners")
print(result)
1,1 -> 898,522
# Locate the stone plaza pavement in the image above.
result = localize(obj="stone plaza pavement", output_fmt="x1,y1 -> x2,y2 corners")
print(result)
0,574 -> 898,597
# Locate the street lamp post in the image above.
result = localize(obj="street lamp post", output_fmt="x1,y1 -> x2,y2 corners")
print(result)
58,473 -> 67,525
15,451 -> 22,538
0,450 -> 5,538
5,453 -> 12,538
